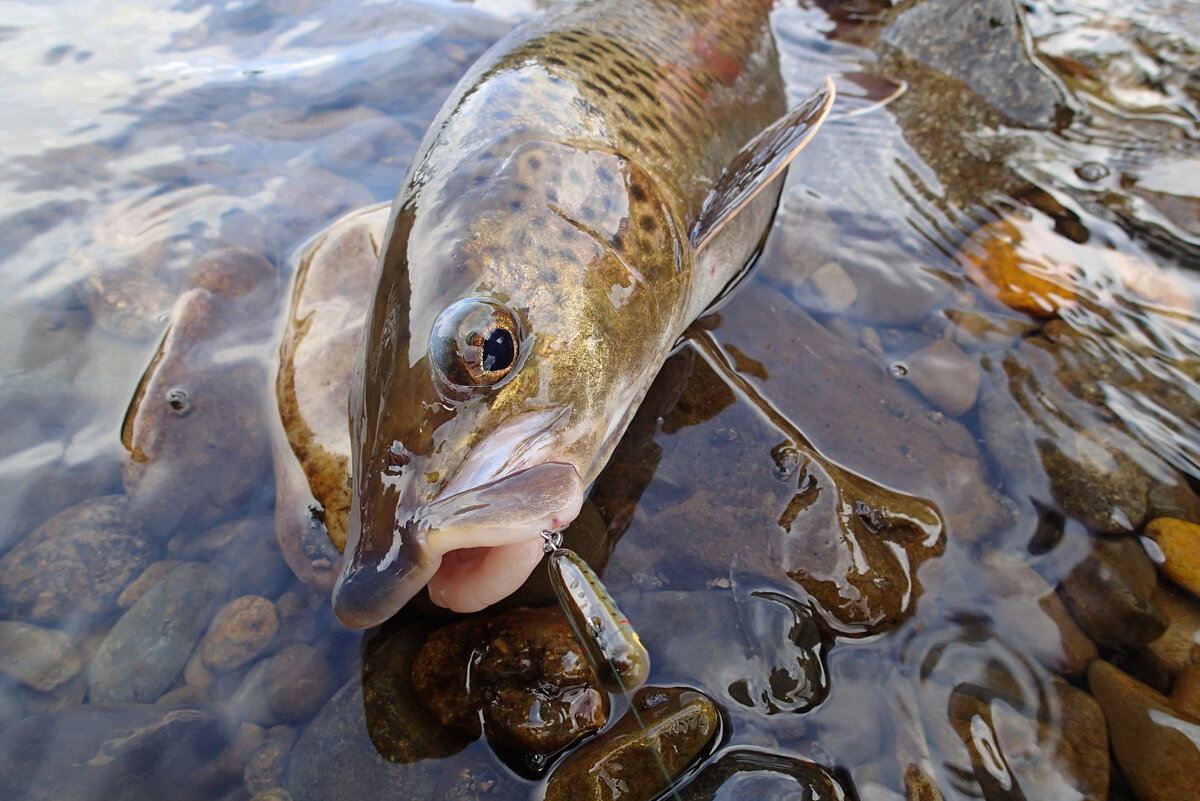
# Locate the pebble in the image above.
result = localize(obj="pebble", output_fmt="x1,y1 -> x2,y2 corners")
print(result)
244,726 -> 297,795
1147,584 -> 1200,675
0,494 -> 154,626
1058,536 -> 1168,648
805,261 -> 858,313
286,676 -> 443,801
201,595 -> 279,672
678,749 -> 850,800
0,619 -> 82,691
902,337 -> 981,417
76,266 -> 175,340
118,559 -> 184,608
1088,659 -> 1200,801
89,562 -> 231,703
545,686 -> 719,801
264,644 -> 338,724
232,659 -> 280,727
169,516 -> 292,599
1171,663 -> 1200,720
1144,517 -> 1200,600
979,550 -> 1096,678
156,683 -> 211,709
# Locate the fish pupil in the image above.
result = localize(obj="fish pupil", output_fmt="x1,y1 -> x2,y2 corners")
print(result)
482,328 -> 515,371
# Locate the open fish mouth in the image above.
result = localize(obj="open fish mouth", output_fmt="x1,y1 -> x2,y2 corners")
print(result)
332,460 -> 584,628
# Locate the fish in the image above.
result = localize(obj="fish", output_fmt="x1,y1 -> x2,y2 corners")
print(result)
331,0 -> 834,628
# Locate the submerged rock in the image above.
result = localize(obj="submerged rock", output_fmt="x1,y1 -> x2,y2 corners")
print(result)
89,562 -> 231,703
0,494 -> 154,627
674,749 -> 850,801
413,608 -> 608,755
1088,659 -> 1200,801
0,620 -> 82,692
1144,517 -> 1200,600
1058,536 -> 1167,648
200,595 -> 279,673
545,686 -> 719,801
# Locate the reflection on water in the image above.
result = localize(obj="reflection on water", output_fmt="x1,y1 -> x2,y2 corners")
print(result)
0,0 -> 1199,799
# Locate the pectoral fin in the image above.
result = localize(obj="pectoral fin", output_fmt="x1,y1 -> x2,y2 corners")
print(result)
690,76 -> 836,253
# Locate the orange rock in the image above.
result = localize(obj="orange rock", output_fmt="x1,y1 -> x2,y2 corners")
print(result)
957,217 -> 1080,318
1145,517 -> 1200,600
1171,664 -> 1200,721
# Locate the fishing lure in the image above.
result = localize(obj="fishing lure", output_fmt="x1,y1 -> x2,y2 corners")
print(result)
543,530 -> 651,694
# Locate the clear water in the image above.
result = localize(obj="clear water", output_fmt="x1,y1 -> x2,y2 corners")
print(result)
1,1 -> 1198,799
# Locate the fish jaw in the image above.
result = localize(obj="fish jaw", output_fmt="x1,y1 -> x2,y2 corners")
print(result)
331,460 -> 584,628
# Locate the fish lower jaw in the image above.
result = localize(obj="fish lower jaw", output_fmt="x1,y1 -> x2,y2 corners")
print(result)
425,538 -> 547,613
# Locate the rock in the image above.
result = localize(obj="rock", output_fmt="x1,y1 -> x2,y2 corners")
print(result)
231,659 -> 279,727
251,791 -> 293,801
673,749 -> 850,801
89,562 -> 231,703
1145,517 -> 1200,599
201,596 -> 279,672
190,720 -> 268,789
122,248 -> 277,537
804,261 -> 858,313
902,338 -> 981,417
156,684 -> 211,709
1052,679 -> 1109,801
286,677 -> 445,801
185,647 -> 215,689
979,550 -> 1096,678
414,608 -> 608,755
264,644 -> 338,724
1147,585 -> 1200,675
955,217 -> 1079,318
0,620 -> 82,691
1059,536 -> 1168,648
169,516 -> 292,600
545,686 -> 719,801
0,495 -> 154,626
76,266 -> 175,340
0,704 -> 227,801
1171,664 -> 1200,721
244,727 -> 297,795
271,591 -> 316,650
118,560 -> 184,608
1088,659 -> 1200,801
947,308 -> 1029,352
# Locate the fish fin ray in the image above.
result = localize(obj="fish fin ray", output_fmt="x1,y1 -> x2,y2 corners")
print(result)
690,76 -> 835,253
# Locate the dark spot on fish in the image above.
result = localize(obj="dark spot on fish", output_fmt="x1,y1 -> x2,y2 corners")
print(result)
630,184 -> 646,203
635,83 -> 656,103
639,215 -> 656,232
582,80 -> 608,98
527,155 -> 542,170
612,232 -> 624,250
641,113 -> 661,132
618,104 -> 637,122
509,200 -> 523,211
546,56 -> 566,67
575,51 -> 597,64
515,182 -> 530,193
622,130 -> 642,150
597,166 -> 613,183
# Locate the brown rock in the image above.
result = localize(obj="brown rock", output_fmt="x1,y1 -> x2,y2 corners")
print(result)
0,620 -> 82,691
545,686 -> 719,801
981,550 -> 1097,678
202,596 -> 279,672
1170,663 -> 1200,721
1145,517 -> 1200,600
244,727 -> 297,795
118,560 -> 183,609
0,495 -> 154,625
264,645 -> 338,724
1147,584 -> 1200,675
1088,659 -> 1200,801
957,217 -> 1080,318
1059,537 -> 1167,648
903,338 -> 981,417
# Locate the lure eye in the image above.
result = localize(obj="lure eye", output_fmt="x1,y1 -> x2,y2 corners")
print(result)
430,298 -> 521,389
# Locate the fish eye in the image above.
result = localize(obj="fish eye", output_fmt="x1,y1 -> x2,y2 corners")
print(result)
430,298 -> 521,389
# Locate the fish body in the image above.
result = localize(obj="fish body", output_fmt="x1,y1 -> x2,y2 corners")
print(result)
333,0 -> 833,627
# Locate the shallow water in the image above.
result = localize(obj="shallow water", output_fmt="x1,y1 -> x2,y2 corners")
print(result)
1,1 -> 1199,800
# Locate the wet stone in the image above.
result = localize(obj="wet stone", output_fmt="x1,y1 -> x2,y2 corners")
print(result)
76,266 -> 175,340
190,720 -> 267,790
1059,536 -> 1167,648
414,608 -> 608,755
118,559 -> 184,609
1170,663 -> 1200,721
0,494 -> 154,627
231,658 -> 279,727
1147,584 -> 1200,676
673,749 -> 850,801
89,562 -> 231,703
545,686 -> 719,801
169,516 -> 292,600
286,676 -> 445,801
264,644 -> 339,724
902,337 -> 981,417
244,726 -> 297,795
1088,659 -> 1200,801
978,550 -> 1096,679
0,620 -> 81,692
201,595 -> 280,673
1144,517 -> 1200,600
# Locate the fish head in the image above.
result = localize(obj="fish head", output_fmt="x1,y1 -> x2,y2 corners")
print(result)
333,139 -> 690,628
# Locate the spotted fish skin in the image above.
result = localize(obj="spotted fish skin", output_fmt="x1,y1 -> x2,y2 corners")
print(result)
334,0 -> 830,627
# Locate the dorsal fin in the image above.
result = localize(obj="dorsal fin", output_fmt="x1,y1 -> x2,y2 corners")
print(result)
690,76 -> 835,253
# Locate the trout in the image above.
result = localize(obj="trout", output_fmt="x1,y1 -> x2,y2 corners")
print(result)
333,0 -> 833,627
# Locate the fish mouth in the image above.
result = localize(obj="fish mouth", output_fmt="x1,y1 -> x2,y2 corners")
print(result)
331,460 -> 584,628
